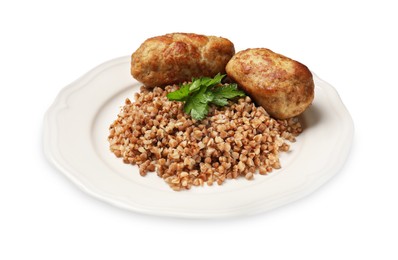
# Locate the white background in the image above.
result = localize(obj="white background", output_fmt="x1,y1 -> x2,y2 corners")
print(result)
1,0 -> 397,259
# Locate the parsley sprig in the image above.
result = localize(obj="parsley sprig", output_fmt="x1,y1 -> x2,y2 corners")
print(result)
166,74 -> 246,120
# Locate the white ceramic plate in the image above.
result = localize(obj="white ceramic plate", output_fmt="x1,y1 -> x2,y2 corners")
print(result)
43,56 -> 354,218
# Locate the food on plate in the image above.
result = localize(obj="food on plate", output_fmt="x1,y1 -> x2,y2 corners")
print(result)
131,33 -> 235,88
108,83 -> 302,191
109,34 -> 317,191
226,48 -> 314,119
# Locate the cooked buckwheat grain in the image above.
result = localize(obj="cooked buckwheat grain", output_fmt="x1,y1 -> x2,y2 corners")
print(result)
108,85 -> 302,191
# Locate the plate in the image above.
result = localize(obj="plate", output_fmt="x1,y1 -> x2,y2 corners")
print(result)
43,56 -> 354,218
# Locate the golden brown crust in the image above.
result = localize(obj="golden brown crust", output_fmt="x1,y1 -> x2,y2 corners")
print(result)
131,33 -> 235,87
226,48 -> 314,119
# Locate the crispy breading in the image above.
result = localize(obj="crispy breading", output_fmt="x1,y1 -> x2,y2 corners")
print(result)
131,33 -> 235,88
226,48 -> 314,119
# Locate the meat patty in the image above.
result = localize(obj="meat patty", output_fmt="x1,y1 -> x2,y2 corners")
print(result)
226,48 -> 314,119
131,33 -> 235,88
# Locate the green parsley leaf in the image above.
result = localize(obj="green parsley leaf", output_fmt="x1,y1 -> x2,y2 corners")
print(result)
166,83 -> 191,101
211,83 -> 246,106
207,73 -> 225,86
184,88 -> 213,115
200,73 -> 225,87
188,79 -> 201,92
167,74 -> 246,120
